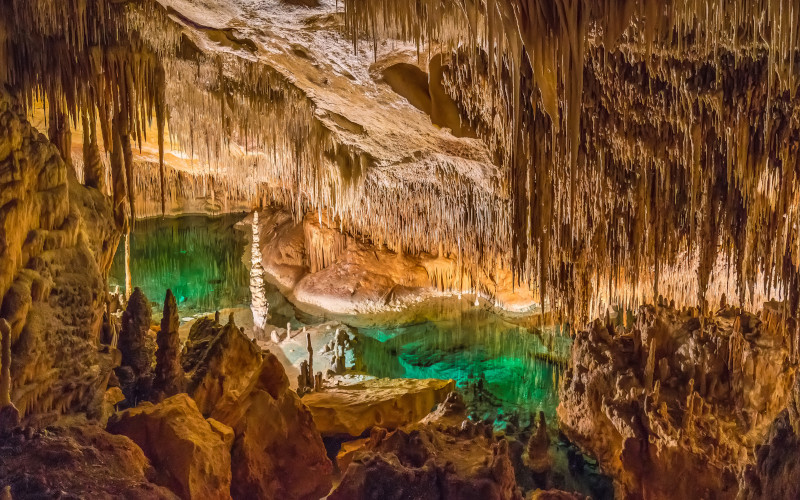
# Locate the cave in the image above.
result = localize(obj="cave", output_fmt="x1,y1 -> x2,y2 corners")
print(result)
0,0 -> 798,499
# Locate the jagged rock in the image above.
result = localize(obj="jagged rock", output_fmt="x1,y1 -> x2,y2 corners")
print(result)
182,314 -> 262,416
0,420 -> 177,499
302,377 -> 455,436
525,412 -> 551,474
738,377 -> 800,500
212,353 -> 333,500
330,425 -> 523,500
107,393 -> 233,500
116,288 -> 155,405
558,303 -> 795,499
152,290 -> 185,402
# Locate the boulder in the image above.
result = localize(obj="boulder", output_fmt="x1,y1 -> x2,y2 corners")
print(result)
301,377 -> 455,436
212,353 -> 333,500
107,393 -> 233,500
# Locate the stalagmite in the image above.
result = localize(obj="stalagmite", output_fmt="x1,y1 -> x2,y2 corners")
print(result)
152,289 -> 184,402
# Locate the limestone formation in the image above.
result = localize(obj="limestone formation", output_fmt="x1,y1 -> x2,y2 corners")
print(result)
0,319 -> 19,432
212,353 -> 333,500
558,303 -> 796,498
302,378 -> 455,436
152,290 -> 185,402
107,393 -> 233,500
526,412 -> 551,474
330,425 -> 523,500
0,90 -> 120,423
116,288 -> 156,406
182,314 -> 262,416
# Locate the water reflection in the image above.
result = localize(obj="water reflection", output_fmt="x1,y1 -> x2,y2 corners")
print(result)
357,306 -> 568,424
109,214 -> 250,317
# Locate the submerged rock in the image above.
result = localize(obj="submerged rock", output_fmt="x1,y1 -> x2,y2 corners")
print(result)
212,353 -> 333,500
107,393 -> 233,500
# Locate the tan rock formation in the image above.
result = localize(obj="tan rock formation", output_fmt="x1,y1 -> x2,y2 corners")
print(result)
212,353 -> 333,500
116,287 -> 156,406
330,424 -> 523,500
738,377 -> 800,500
302,377 -> 455,436
0,90 -> 120,423
558,302 -> 796,499
182,314 -> 262,416
107,393 -> 233,500
152,289 -> 185,402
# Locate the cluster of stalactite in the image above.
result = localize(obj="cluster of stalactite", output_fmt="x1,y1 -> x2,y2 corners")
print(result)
342,0 -> 800,324
0,0 -> 177,231
4,0 -> 800,325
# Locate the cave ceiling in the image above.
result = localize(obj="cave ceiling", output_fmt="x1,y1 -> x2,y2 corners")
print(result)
1,0 -> 798,324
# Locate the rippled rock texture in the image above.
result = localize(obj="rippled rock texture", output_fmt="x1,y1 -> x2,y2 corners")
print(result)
0,89 -> 120,423
558,302 -> 796,499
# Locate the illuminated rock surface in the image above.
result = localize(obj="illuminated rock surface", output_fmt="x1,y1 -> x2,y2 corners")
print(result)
558,302 -> 796,499
107,394 -> 234,500
302,377 -> 454,436
1,0 -> 800,498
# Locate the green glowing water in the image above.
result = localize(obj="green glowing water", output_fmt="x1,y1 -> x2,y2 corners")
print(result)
109,214 -> 250,317
356,306 -> 568,424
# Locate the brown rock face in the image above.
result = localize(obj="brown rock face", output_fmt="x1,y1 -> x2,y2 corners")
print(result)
558,302 -> 795,499
0,89 -> 120,422
107,393 -> 233,500
182,315 -> 262,416
212,353 -> 333,500
330,426 -> 522,500
116,287 -> 156,405
738,378 -> 800,500
152,289 -> 185,402
0,421 -> 177,499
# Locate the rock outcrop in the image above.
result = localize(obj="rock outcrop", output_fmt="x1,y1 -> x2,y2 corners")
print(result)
330,425 -> 523,500
0,420 -> 177,499
107,393 -> 233,500
738,377 -> 800,500
182,314 -> 262,416
212,353 -> 333,500
302,377 -> 455,436
152,290 -> 184,402
558,302 -> 796,499
0,89 -> 120,423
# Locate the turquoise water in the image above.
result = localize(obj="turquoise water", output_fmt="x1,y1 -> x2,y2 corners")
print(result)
108,214 -> 251,316
356,308 -> 567,425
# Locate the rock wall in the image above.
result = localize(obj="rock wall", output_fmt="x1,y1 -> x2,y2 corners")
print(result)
255,206 -> 541,316
558,302 -> 796,499
0,89 -> 120,423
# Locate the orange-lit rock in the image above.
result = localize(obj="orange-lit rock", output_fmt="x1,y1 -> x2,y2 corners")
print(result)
107,393 -> 233,500
212,353 -> 333,500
